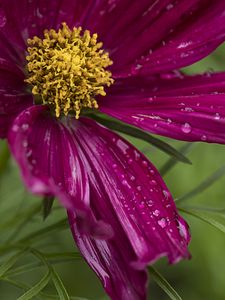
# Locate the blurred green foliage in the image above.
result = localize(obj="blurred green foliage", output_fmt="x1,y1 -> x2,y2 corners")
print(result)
1,45 -> 225,300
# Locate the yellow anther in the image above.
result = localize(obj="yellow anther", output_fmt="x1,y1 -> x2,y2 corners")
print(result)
25,23 -> 114,118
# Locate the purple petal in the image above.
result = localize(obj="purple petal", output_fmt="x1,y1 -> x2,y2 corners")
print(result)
0,0 -> 96,52
8,105 -> 112,239
67,117 -> 190,299
0,89 -> 32,138
101,72 -> 225,143
0,57 -> 33,138
94,1 -> 225,77
68,213 -> 148,300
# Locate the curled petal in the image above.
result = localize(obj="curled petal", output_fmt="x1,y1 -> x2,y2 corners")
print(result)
8,105 -> 112,239
69,212 -> 148,300
67,117 -> 190,299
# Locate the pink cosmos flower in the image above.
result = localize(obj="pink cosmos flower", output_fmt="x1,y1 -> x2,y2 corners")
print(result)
1,1 -> 225,299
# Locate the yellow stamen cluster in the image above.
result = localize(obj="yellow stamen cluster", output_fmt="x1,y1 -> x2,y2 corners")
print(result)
25,23 -> 114,118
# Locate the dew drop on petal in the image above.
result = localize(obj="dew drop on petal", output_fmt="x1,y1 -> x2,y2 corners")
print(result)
23,140 -> 28,148
147,97 -> 154,103
150,180 -> 157,186
177,220 -> 188,239
201,135 -> 207,141
158,218 -> 167,228
0,9 -> 7,27
214,113 -> 220,120
130,175 -> 136,181
138,201 -> 145,208
163,190 -> 169,200
166,3 -> 174,10
22,123 -> 29,131
150,169 -> 155,175
122,179 -> 128,186
128,158 -> 133,164
181,123 -> 191,133
142,160 -> 148,167
184,107 -> 193,112
12,124 -> 19,132
153,209 -> 160,217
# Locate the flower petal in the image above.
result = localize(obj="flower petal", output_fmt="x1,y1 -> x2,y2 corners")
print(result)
8,105 -> 112,239
90,1 -> 225,77
67,117 -> 190,300
0,89 -> 32,138
68,213 -> 148,300
0,0 -> 96,54
101,72 -> 225,143
73,117 -> 190,265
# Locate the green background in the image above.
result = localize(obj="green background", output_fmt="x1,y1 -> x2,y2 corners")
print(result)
1,45 -> 225,300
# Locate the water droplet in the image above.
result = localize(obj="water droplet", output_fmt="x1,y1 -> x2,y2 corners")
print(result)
201,135 -> 207,141
138,201 -> 145,208
130,175 -> 136,181
147,199 -> 153,206
163,190 -> 169,200
150,169 -> 155,175
22,123 -> 29,131
150,180 -> 157,186
122,179 -> 128,186
26,150 -> 32,157
153,210 -> 160,217
166,3 -> 174,10
136,185 -> 142,191
158,218 -> 167,228
23,141 -> 28,147
12,124 -> 19,132
31,159 -> 36,165
181,123 -> 191,133
135,64 -> 143,70
184,107 -> 193,112
128,158 -> 133,164
214,113 -> 220,120
147,97 -> 154,103
142,160 -> 148,167
0,9 -> 7,27
177,220 -> 188,239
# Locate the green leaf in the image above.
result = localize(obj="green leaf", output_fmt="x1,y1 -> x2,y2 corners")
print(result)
0,203 -> 41,231
42,196 -> 55,220
149,266 -> 182,300
176,164 -> 225,204
0,249 -> 27,278
89,114 -> 191,164
19,218 -> 68,244
0,141 -> 10,175
6,252 -> 81,277
51,268 -> 70,300
179,207 -> 225,234
160,143 -> 194,176
17,270 -> 51,300
1,277 -> 88,300
178,205 -> 225,215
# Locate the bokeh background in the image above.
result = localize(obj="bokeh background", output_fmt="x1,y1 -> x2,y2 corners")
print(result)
1,45 -> 225,300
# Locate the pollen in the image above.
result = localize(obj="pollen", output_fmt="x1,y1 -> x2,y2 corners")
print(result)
25,23 -> 114,118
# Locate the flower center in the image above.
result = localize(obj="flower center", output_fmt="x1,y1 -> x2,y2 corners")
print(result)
25,23 -> 114,118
